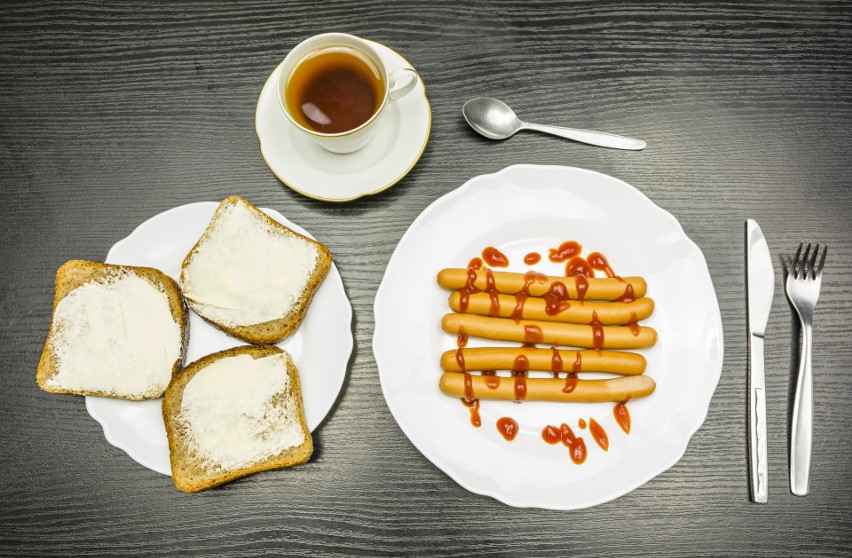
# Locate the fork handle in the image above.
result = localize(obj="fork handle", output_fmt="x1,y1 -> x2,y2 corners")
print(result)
791,322 -> 813,496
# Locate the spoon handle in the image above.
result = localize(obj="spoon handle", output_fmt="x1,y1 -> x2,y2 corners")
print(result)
521,122 -> 646,150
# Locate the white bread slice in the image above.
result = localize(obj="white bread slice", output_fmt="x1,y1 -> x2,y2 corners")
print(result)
37,260 -> 188,399
179,196 -> 332,345
162,345 -> 313,493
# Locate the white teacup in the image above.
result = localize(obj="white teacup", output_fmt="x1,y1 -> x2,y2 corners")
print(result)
276,33 -> 419,154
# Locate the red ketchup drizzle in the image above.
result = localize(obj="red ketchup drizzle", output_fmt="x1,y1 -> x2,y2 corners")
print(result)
481,370 -> 500,390
482,247 -> 509,268
578,418 -> 587,429
484,268 -> 500,316
458,265 -> 482,313
590,310 -> 604,350
587,252 -> 616,278
543,281 -> 571,315
574,274 -> 589,301
524,324 -> 543,343
512,292 -> 528,321
614,402 -> 631,434
496,417 -> 519,441
455,331 -> 468,370
549,241 -> 582,262
563,352 -> 581,393
461,372 -> 480,427
524,252 -> 541,265
628,311 -> 640,337
541,423 -> 587,464
512,355 -> 529,401
513,271 -> 547,321
550,346 -> 563,378
468,257 -> 483,270
618,283 -> 636,303
565,256 -> 594,278
461,398 -> 480,427
589,418 -> 609,451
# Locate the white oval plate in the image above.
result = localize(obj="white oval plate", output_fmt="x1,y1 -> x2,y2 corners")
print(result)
373,165 -> 723,509
86,202 -> 353,476
255,40 -> 431,202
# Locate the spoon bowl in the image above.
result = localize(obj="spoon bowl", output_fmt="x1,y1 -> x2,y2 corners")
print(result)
462,97 -> 646,151
462,97 -> 523,140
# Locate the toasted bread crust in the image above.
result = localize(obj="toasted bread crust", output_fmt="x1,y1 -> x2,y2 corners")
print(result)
162,345 -> 313,493
179,196 -> 332,345
36,260 -> 189,399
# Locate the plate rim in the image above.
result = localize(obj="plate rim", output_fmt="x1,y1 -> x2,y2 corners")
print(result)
85,201 -> 353,476
254,39 -> 432,203
373,164 -> 724,509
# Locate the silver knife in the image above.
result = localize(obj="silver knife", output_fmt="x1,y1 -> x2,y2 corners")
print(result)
746,219 -> 774,503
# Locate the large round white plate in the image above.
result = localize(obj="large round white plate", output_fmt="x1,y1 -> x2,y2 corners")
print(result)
373,165 -> 723,510
255,40 -> 431,202
86,202 -> 353,476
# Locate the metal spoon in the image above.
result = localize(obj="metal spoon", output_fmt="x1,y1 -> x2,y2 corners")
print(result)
462,97 -> 646,150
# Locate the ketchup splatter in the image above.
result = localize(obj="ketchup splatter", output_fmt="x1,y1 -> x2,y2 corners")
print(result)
461,372 -> 480,427
455,331 -> 467,370
574,274 -> 589,301
512,355 -> 529,401
482,370 -> 500,390
578,418 -> 587,429
550,346 -> 563,378
617,283 -> 636,303
563,351 -> 581,393
482,247 -> 509,268
614,402 -> 631,434
524,252 -> 541,265
562,373 -> 578,393
497,417 -> 519,441
589,310 -> 604,350
589,418 -> 609,451
461,397 -> 480,427
549,241 -> 582,262
587,252 -> 616,278
566,257 -> 593,278
524,324 -> 543,343
543,281 -> 571,315
541,423 -> 587,464
467,257 -> 483,270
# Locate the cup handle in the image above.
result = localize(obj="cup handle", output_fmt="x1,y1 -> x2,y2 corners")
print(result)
388,67 -> 419,101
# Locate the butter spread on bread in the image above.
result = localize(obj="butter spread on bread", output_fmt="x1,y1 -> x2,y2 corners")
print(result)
162,345 -> 313,493
179,352 -> 305,471
38,261 -> 187,399
180,196 -> 332,344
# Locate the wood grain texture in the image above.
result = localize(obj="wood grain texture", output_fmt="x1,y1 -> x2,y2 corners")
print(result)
2,1 -> 852,556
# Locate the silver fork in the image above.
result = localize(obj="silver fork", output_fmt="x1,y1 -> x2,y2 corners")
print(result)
785,242 -> 827,496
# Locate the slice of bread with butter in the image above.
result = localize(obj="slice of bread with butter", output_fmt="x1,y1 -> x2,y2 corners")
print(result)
179,196 -> 332,345
37,260 -> 188,399
162,345 -> 312,493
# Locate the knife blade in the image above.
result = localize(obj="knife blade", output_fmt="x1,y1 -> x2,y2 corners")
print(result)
746,219 -> 774,503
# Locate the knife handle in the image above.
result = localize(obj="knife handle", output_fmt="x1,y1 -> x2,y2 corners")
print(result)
749,334 -> 768,503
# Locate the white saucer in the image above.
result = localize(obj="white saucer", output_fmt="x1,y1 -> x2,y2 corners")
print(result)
255,41 -> 431,202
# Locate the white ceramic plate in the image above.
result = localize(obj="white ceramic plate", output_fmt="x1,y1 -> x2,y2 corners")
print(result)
255,40 -> 431,202
86,202 -> 353,476
373,165 -> 723,510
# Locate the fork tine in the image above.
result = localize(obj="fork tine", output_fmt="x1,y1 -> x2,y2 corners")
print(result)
816,244 -> 827,277
807,243 -> 820,279
793,243 -> 804,278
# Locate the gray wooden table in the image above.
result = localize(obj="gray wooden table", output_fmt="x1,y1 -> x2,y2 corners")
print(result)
2,2 -> 851,556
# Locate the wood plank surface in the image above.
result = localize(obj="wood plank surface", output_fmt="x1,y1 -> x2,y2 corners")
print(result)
1,1 -> 851,556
